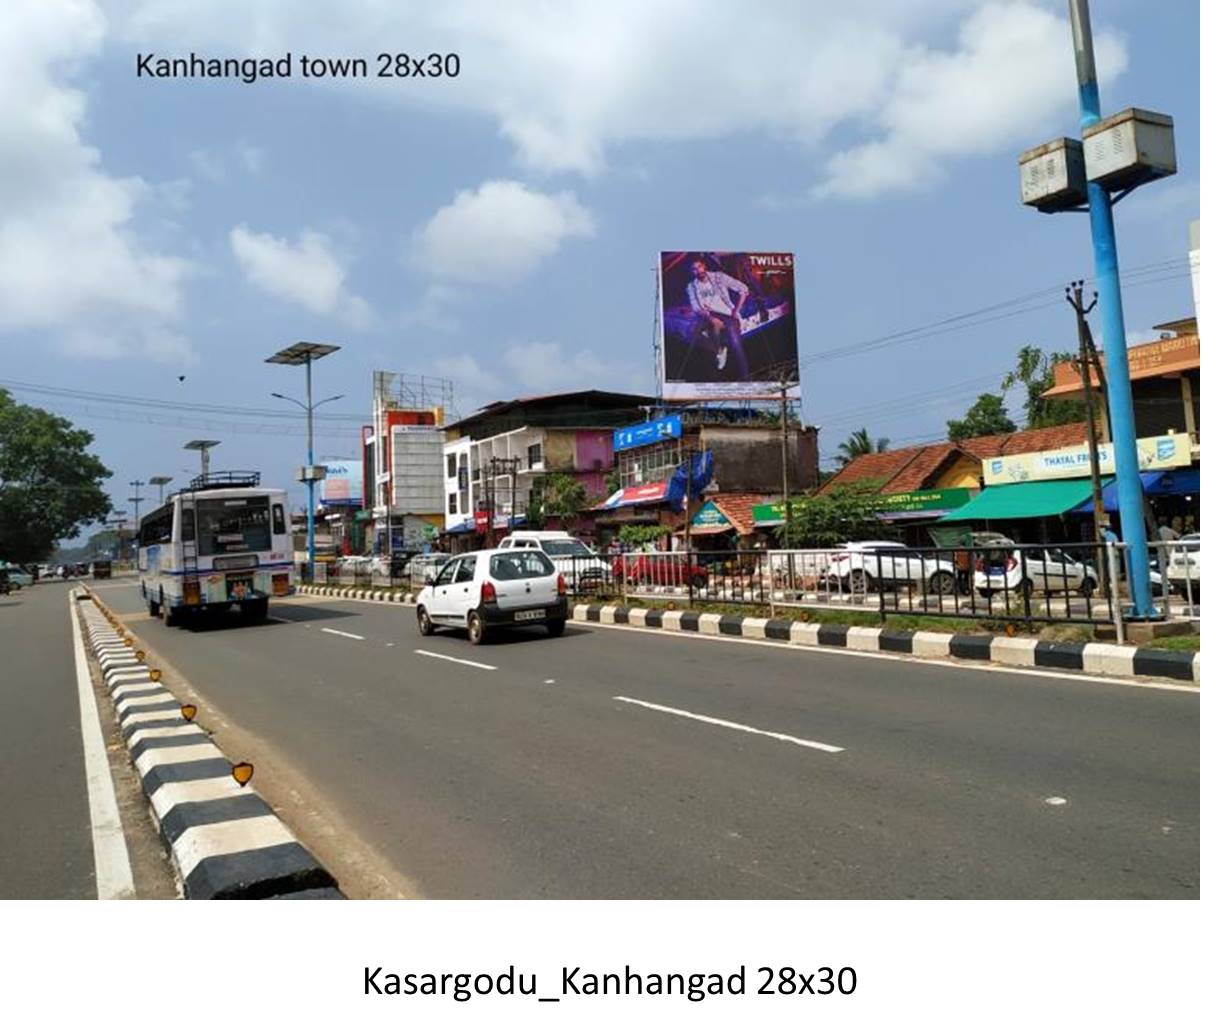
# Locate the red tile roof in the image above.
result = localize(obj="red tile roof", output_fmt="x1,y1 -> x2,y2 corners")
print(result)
708,492 -> 773,536
822,423 -> 1088,493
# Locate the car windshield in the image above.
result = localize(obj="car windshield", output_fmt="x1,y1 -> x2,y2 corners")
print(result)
490,552 -> 555,580
541,540 -> 593,557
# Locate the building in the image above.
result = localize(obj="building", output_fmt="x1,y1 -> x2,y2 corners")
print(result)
595,408 -> 821,547
367,372 -> 452,553
441,390 -> 659,547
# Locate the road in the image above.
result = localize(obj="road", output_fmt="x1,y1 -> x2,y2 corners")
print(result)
78,578 -> 1198,900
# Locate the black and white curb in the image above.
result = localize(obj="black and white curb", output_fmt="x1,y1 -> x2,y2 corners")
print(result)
297,584 -> 415,603
570,603 -> 1200,685
75,592 -> 343,899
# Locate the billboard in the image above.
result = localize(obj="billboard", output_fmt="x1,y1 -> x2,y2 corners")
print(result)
658,251 -> 800,400
319,460 -> 363,506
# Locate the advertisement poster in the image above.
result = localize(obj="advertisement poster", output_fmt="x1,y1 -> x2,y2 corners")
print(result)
659,250 -> 800,400
319,460 -> 363,506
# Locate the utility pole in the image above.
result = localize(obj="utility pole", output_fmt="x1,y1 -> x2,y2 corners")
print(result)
128,481 -> 145,528
1066,281 -> 1109,597
1067,0 -> 1154,616
681,445 -> 695,604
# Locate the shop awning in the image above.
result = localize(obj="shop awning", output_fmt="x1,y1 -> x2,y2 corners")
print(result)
596,480 -> 675,510
938,478 -> 1098,522
1070,467 -> 1199,512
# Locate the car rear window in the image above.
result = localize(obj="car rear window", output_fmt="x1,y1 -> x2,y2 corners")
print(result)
490,552 -> 555,580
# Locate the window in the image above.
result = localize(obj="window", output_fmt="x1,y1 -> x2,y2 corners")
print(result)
447,454 -> 457,479
138,505 -> 173,546
435,560 -> 458,586
527,442 -> 542,469
454,556 -> 476,583
448,492 -> 458,514
490,552 -> 555,580
194,496 -> 271,555
541,539 -> 593,558
272,503 -> 286,536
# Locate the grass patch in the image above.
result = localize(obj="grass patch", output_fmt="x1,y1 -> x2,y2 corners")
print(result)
1142,634 -> 1201,653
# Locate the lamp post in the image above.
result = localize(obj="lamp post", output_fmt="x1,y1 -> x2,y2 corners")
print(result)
149,476 -> 173,503
184,440 -> 220,478
266,342 -> 342,581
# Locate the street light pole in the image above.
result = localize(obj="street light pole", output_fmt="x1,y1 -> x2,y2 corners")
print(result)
1067,0 -> 1154,616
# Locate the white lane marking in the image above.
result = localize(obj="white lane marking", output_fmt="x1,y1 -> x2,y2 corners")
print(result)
544,679 -> 556,684
70,597 -> 136,899
321,627 -> 365,640
1045,796 -> 1068,806
414,649 -> 497,671
613,695 -> 844,754
584,620 -> 1200,694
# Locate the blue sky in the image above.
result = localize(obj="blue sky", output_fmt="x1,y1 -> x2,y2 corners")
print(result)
0,0 -> 1199,530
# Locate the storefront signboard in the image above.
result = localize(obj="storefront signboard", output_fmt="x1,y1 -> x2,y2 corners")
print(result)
983,433 -> 1192,485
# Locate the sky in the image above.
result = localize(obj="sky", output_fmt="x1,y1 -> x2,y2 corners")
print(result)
0,0 -> 1200,533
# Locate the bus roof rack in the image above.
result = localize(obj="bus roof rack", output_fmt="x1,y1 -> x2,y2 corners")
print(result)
188,471 -> 261,490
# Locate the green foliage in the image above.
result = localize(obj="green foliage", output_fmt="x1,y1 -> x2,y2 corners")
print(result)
947,393 -> 1017,441
604,468 -> 622,495
527,472 -> 587,529
1001,345 -> 1084,429
835,427 -> 890,467
779,480 -> 886,548
617,523 -> 669,546
0,389 -> 111,563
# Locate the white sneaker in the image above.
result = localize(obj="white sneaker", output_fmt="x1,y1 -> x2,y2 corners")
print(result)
716,347 -> 727,370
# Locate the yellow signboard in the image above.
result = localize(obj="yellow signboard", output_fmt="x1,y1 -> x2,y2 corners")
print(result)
982,433 -> 1192,485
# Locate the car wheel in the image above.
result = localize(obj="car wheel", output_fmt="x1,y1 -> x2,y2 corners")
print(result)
467,610 -> 487,645
928,571 -> 956,595
1017,578 -> 1034,598
547,619 -> 566,637
690,573 -> 707,590
417,605 -> 434,636
977,588 -> 994,599
1078,578 -> 1096,598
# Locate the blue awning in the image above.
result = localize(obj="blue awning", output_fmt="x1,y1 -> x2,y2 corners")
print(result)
1071,468 -> 1199,513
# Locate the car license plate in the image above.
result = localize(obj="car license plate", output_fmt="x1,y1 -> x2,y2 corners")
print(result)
514,609 -> 544,622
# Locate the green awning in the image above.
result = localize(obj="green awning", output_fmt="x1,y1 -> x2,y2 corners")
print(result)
938,477 -> 1106,522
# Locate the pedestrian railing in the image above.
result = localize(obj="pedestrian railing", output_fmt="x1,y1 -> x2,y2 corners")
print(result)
1138,538 -> 1199,622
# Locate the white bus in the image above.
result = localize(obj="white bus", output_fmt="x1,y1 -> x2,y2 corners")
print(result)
138,472 -> 293,625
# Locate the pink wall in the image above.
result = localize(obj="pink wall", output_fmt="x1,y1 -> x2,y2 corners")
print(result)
574,431 -> 613,500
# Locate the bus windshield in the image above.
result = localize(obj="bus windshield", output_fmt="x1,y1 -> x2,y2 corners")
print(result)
195,496 -> 271,555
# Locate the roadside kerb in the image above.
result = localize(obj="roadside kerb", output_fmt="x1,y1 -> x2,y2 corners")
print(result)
75,588 -> 343,899
566,603 -> 1198,685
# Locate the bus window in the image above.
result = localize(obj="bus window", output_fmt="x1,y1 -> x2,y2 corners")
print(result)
180,506 -> 196,542
272,503 -> 286,536
196,496 -> 271,555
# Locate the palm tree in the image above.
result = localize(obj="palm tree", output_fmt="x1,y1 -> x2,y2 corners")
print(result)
835,427 -> 890,467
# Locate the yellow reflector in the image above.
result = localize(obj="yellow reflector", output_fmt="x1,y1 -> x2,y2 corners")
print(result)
1005,623 -> 1017,637
123,636 -> 133,647
135,650 -> 146,662
181,703 -> 197,722
231,761 -> 254,787
149,668 -> 162,682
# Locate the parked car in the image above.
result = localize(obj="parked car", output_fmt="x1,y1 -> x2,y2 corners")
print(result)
498,532 -> 612,591
407,552 -> 451,587
1164,533 -> 1199,599
612,552 -> 709,589
825,541 -> 958,594
0,562 -> 33,589
972,545 -> 1098,599
415,548 -> 567,645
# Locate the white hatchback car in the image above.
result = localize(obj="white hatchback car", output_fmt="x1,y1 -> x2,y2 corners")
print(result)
497,531 -> 612,592
415,548 -> 568,645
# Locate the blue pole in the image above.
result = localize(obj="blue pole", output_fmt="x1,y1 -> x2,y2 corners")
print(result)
1069,0 -> 1154,617
306,355 -> 316,583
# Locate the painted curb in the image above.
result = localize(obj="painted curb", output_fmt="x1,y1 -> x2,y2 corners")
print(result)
567,603 -> 1199,685
75,590 -> 343,899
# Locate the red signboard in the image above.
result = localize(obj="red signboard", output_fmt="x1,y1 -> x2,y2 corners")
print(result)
474,510 -> 490,531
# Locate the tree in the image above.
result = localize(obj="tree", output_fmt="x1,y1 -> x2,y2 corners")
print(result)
947,393 -> 1017,441
835,427 -> 890,467
1001,345 -> 1084,429
0,389 -> 111,563
526,473 -> 587,529
617,524 -> 668,547
779,481 -> 885,548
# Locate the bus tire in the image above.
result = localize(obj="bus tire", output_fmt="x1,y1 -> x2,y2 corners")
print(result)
162,598 -> 178,627
148,596 -> 161,618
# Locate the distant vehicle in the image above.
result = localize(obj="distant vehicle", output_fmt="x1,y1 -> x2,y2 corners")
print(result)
498,532 -> 611,591
825,541 -> 958,594
1165,533 -> 1199,599
405,552 -> 450,585
972,545 -> 1098,599
138,471 -> 293,626
0,562 -> 33,589
91,560 -> 112,579
415,548 -> 567,645
613,552 -> 709,589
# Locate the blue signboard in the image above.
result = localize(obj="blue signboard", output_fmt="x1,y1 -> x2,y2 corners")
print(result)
613,414 -> 682,453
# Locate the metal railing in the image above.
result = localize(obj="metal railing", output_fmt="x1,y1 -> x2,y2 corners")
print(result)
1138,538 -> 1199,623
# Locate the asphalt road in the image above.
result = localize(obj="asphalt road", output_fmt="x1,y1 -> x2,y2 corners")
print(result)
92,580 -> 1199,899
0,581 -> 96,898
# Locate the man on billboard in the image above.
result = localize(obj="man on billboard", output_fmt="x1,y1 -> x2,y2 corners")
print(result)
686,256 -> 750,376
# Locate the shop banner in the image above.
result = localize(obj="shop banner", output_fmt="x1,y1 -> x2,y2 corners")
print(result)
983,433 -> 1191,485
614,415 -> 682,453
691,502 -> 730,528
876,488 -> 973,513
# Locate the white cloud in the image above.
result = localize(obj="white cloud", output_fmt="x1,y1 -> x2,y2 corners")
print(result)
813,3 -> 1128,199
229,224 -> 373,326
412,180 -> 595,285
0,0 -> 193,361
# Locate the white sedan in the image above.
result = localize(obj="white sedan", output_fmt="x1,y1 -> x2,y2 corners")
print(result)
415,548 -> 568,645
